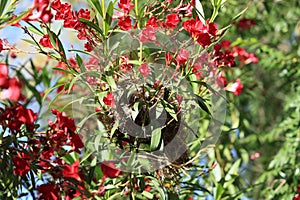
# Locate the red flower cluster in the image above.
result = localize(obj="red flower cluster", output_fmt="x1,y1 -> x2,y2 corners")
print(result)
12,153 -> 31,176
213,42 -> 236,68
183,19 -> 218,47
117,0 -> 133,30
118,0 -> 134,15
47,109 -> 84,153
0,104 -> 37,132
51,0 -> 92,50
236,18 -> 256,31
0,63 -> 23,101
213,40 -> 258,67
25,0 -> 53,23
37,183 -> 60,200
232,46 -> 259,66
39,34 -> 53,48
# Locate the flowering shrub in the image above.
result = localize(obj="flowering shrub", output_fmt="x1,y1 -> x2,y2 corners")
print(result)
3,0 -> 293,199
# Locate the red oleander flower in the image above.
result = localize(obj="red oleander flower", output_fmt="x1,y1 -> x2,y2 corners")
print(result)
78,8 -> 90,20
176,49 -> 189,65
37,183 -> 60,200
213,43 -> 236,67
51,109 -> 77,133
84,42 -> 94,52
236,18 -> 256,31
118,0 -> 134,15
117,16 -> 132,30
138,27 -> 156,43
70,133 -> 84,153
100,161 -> 121,178
146,16 -> 160,28
39,148 -> 54,171
12,153 -> 31,176
216,72 -> 227,87
16,104 -> 37,131
138,63 -> 151,77
103,92 -> 114,106
25,0 -> 53,23
226,78 -> 243,96
233,46 -> 259,65
144,185 -> 151,192
165,14 -> 180,29
183,19 -> 218,47
51,0 -> 61,10
39,34 -> 53,48
0,77 -> 22,101
192,63 -> 203,80
0,63 -> 8,88
63,161 -> 81,181
293,194 -> 300,200
65,187 -> 82,200
220,40 -> 232,50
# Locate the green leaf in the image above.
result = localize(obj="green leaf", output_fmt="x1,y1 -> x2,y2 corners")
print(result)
0,0 -> 8,17
75,54 -> 86,73
104,1 -> 114,36
232,7 -> 248,22
22,39 -> 37,46
105,75 -> 117,89
142,191 -> 154,199
195,0 -> 205,24
127,60 -> 143,65
46,29 -> 67,61
91,157 -> 97,167
212,162 -> 222,182
26,21 -> 44,35
215,183 -> 224,200
168,192 -> 180,200
195,95 -> 211,115
87,0 -> 103,17
80,18 -> 104,38
225,159 -> 241,181
150,128 -> 161,151
16,70 -> 42,105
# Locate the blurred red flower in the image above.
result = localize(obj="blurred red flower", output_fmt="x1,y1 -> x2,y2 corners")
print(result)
0,63 -> 8,88
138,63 -> 151,77
226,78 -> 243,96
100,161 -> 121,178
236,18 -> 256,31
37,183 -> 60,200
